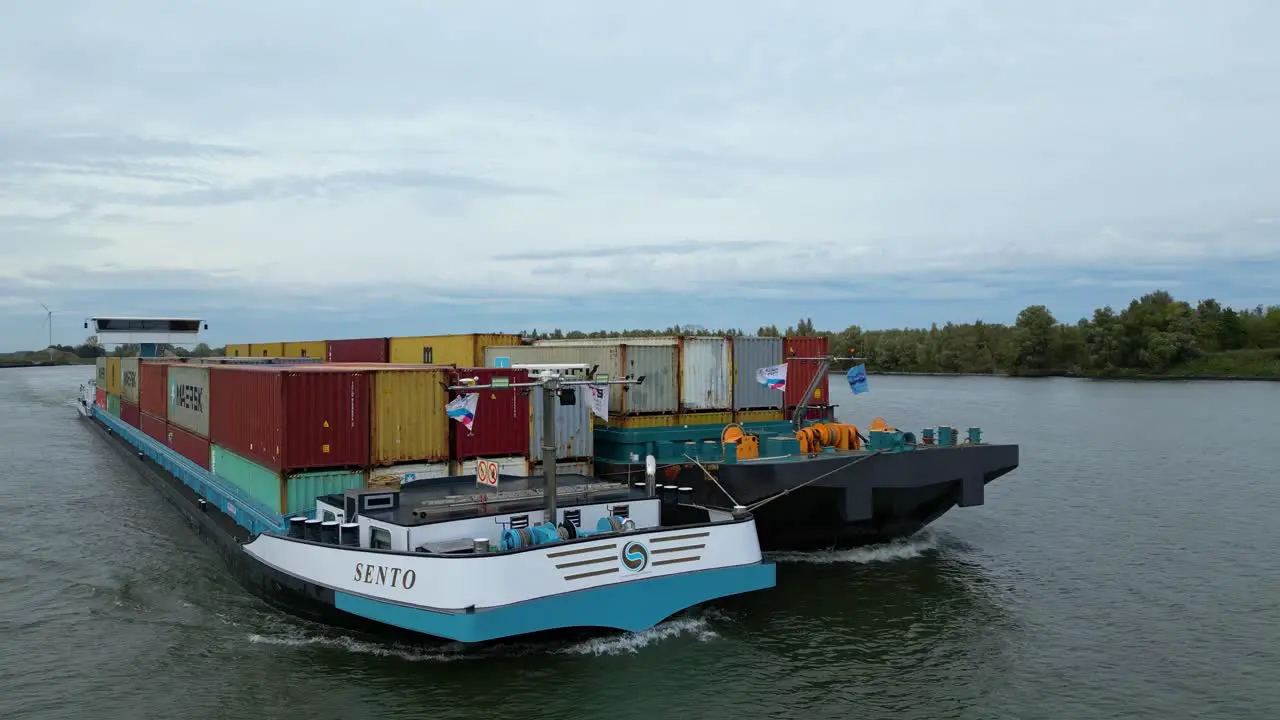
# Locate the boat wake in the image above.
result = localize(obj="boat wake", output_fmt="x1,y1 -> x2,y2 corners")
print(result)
243,609 -> 725,662
766,531 -> 940,565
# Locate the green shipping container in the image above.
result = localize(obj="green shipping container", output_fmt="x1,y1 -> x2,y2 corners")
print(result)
106,392 -> 122,417
209,444 -> 365,516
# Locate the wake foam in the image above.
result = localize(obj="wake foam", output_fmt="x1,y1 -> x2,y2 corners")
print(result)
766,531 -> 939,564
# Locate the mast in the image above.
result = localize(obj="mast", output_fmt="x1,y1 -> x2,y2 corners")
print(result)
448,367 -> 643,525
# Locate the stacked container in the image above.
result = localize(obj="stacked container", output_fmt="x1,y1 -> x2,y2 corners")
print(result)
486,341 -> 678,415
283,340 -> 326,359
451,367 -> 531,463
166,363 -> 212,469
224,343 -> 251,357
249,342 -> 285,357
326,337 -> 389,363
731,336 -> 784,411
389,333 -> 522,366
207,365 -> 369,515
783,335 -> 831,411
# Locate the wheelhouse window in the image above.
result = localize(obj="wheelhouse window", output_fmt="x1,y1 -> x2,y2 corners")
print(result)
370,527 -> 392,550
322,510 -> 336,522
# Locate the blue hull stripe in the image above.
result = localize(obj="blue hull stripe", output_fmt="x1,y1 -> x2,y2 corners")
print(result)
334,562 -> 776,643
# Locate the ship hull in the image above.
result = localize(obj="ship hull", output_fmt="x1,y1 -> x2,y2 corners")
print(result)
599,443 -> 1019,551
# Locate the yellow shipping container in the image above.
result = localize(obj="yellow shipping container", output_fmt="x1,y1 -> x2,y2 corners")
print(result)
604,414 -> 677,429
250,342 -> 285,357
224,343 -> 251,357
370,367 -> 452,464
734,409 -> 786,424
678,411 -> 734,426
389,334 -> 521,366
105,356 -> 122,395
283,340 -> 326,359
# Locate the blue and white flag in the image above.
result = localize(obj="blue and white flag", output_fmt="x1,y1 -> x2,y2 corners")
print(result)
847,363 -> 869,395
446,393 -> 478,431
755,363 -> 788,392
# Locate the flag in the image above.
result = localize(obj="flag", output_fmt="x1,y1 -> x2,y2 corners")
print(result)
586,383 -> 609,422
446,393 -> 478,431
755,363 -> 788,392
847,363 -> 869,395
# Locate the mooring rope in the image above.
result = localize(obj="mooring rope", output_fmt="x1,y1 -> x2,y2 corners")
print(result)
682,453 -> 741,508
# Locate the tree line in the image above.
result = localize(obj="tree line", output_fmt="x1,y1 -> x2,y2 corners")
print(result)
525,291 -> 1280,378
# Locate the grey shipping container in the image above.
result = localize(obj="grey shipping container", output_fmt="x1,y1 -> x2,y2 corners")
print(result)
681,337 -> 732,410
120,357 -> 141,404
731,336 -> 784,410
484,344 -> 678,414
167,364 -> 211,437
530,385 -> 593,460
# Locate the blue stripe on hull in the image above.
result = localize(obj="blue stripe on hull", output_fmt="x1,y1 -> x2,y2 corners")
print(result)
334,562 -> 776,643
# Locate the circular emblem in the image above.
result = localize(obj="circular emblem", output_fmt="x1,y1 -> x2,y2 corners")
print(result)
620,540 -> 649,572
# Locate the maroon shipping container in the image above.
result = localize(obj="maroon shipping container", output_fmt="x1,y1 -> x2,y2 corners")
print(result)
139,361 -> 169,419
140,411 -> 167,443
783,336 -> 831,408
209,365 -> 370,473
451,367 -> 531,460
166,421 -> 211,470
120,399 -> 141,428
326,337 -> 389,363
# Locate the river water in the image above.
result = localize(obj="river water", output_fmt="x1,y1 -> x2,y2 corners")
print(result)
1,366 -> 1277,720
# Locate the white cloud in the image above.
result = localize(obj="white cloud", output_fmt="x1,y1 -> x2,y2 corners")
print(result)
0,0 -> 1277,350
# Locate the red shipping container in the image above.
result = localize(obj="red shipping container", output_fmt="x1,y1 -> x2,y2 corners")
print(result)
209,365 -> 370,473
166,421 -> 211,470
140,412 -> 167,443
95,388 -> 107,409
327,338 -> 389,363
451,367 -> 531,460
139,361 -> 169,419
120,399 -> 141,428
783,336 -> 831,408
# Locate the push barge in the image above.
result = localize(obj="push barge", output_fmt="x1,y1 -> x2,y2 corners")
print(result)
77,318 -> 775,644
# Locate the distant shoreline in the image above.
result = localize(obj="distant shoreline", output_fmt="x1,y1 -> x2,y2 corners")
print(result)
0,360 -> 96,369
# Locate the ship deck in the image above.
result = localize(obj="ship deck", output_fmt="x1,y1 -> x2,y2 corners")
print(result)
322,473 -> 648,528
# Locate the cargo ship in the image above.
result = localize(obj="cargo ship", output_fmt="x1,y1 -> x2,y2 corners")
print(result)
216,332 -> 1020,553
77,318 -> 774,643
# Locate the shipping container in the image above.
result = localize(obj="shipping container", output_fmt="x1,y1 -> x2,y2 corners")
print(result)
365,366 -> 452,464
140,411 -> 166,443
483,343 -> 678,414
529,459 -> 594,478
210,444 -> 365,516
138,361 -> 169,418
734,408 -> 786,424
166,421 -> 212,470
95,357 -> 107,387
682,337 -> 732,411
530,382 -> 594,460
120,399 -> 141,428
452,367 -> 532,460
731,336 -> 784,410
250,342 -> 285,357
368,462 -> 451,486
224,343 -> 251,358
326,337 -> 389,363
678,410 -> 733,426
209,366 -> 371,473
454,456 -> 530,478
94,387 -> 107,409
106,392 -> 121,417
389,333 -> 522,366
119,357 -> 140,404
784,336 -> 830,408
167,364 -> 211,438
283,340 -> 326,359
105,357 -> 122,395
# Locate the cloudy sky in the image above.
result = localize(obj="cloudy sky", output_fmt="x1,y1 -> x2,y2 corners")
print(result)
2,0 -> 1277,351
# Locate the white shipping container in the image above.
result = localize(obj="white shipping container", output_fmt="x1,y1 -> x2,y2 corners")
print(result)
681,337 -> 731,410
120,357 -> 141,404
530,385 -> 594,460
166,364 -> 210,437
484,344 -> 678,414
731,336 -> 784,410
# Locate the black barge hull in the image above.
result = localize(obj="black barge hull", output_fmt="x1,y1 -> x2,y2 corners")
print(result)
599,443 -> 1019,552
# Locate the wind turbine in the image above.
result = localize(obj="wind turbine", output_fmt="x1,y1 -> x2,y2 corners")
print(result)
38,302 -> 65,362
